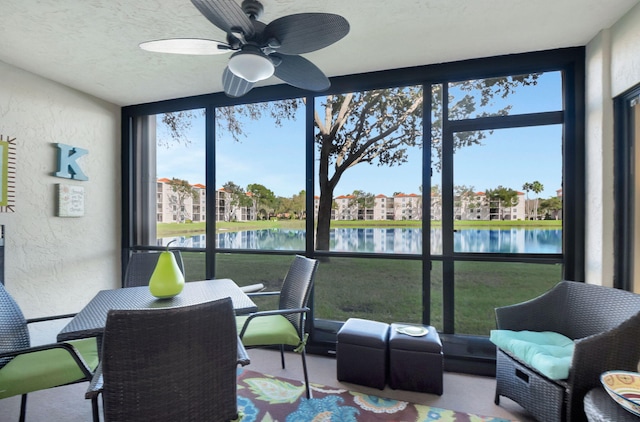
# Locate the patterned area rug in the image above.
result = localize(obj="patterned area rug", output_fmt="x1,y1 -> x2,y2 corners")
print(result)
236,368 -> 513,421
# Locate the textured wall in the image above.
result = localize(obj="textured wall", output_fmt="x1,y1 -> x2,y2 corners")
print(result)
584,3 -> 640,286
611,3 -> 640,97
585,30 -> 615,287
0,60 -> 120,319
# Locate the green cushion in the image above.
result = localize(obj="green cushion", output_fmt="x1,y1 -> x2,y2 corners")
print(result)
0,338 -> 99,399
236,315 -> 301,347
490,330 -> 574,380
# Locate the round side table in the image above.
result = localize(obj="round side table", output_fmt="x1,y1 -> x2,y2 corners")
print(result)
584,387 -> 639,421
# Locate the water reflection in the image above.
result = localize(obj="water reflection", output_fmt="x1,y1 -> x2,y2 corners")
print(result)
160,227 -> 561,254
453,228 -> 562,254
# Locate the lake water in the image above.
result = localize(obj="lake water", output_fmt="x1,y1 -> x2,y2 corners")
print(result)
162,227 -> 562,254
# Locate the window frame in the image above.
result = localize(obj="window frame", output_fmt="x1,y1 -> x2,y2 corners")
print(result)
121,47 -> 585,373
614,83 -> 640,290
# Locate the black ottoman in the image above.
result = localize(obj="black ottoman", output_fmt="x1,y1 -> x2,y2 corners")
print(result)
337,318 -> 389,389
389,323 -> 443,394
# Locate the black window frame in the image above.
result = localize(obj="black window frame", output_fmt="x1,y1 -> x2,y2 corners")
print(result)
614,83 -> 640,290
122,47 -> 585,374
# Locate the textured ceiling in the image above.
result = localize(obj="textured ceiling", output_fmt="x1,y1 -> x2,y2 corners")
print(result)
1,0 -> 638,106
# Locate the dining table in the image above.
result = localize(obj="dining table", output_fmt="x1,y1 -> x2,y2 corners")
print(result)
57,278 -> 258,343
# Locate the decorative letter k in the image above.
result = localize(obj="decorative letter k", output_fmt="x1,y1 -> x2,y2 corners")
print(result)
54,143 -> 89,181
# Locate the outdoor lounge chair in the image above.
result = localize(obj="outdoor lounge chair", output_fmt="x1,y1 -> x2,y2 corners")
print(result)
0,282 -> 98,422
237,255 -> 319,398
493,280 -> 640,421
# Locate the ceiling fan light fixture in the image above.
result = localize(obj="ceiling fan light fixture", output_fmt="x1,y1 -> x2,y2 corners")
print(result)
228,48 -> 274,83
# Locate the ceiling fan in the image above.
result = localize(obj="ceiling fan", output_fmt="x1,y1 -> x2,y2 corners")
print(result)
140,0 -> 350,97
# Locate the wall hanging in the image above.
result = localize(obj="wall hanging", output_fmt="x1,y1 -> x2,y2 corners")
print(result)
57,183 -> 84,217
0,135 -> 16,212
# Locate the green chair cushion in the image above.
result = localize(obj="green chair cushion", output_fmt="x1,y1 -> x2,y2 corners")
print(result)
490,329 -> 574,380
0,337 -> 99,399
236,315 -> 301,347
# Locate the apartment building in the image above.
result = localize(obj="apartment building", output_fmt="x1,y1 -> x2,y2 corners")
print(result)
156,178 -> 207,223
157,178 -> 530,223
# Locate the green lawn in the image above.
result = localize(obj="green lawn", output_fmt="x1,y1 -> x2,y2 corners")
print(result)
180,250 -> 561,336
166,219 -> 562,335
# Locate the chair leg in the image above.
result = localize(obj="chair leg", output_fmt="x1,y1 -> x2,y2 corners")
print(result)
280,344 -> 286,369
91,396 -> 100,422
19,394 -> 27,422
301,348 -> 310,399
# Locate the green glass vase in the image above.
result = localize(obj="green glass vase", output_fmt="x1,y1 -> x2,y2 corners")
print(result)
149,242 -> 184,298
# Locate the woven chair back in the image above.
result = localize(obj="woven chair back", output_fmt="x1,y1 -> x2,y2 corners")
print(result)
123,250 -> 184,287
101,297 -> 238,422
560,281 -> 640,339
0,283 -> 29,368
278,255 -> 319,334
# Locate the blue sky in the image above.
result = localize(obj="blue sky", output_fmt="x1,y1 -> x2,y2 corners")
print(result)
156,71 -> 562,199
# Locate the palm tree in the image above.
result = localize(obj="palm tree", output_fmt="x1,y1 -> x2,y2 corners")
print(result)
530,181 -> 544,220
522,182 -> 533,220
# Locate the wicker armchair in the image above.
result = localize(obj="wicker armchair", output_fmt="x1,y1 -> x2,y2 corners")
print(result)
0,283 -> 98,422
86,297 -> 249,422
237,255 -> 319,398
123,250 -> 184,287
494,280 -> 640,422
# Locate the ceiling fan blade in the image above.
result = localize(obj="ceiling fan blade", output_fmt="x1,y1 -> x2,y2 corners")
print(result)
191,0 -> 255,39
222,67 -> 255,97
264,13 -> 350,55
273,54 -> 330,92
139,38 -> 231,55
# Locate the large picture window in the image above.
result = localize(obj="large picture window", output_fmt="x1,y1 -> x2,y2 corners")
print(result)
123,48 -> 584,373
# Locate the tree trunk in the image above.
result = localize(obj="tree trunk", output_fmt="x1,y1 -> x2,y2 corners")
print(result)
315,131 -> 339,252
316,188 -> 334,251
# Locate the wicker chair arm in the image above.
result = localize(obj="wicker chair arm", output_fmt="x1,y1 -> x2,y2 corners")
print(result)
240,283 -> 265,293
246,290 -> 281,298
0,342 -> 94,378
237,337 -> 250,366
572,312 -> 640,372
567,312 -> 640,420
85,363 -> 103,400
238,307 -> 309,339
26,313 -> 76,324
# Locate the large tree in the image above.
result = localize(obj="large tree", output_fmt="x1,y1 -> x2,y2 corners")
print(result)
313,89 -> 423,245
161,75 -> 539,250
431,184 -> 442,220
247,183 -> 276,220
222,181 -> 252,222
486,186 -> 519,220
290,190 -> 306,220
167,178 -> 199,223
348,190 -> 375,220
539,196 -> 562,220
453,185 -> 476,219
